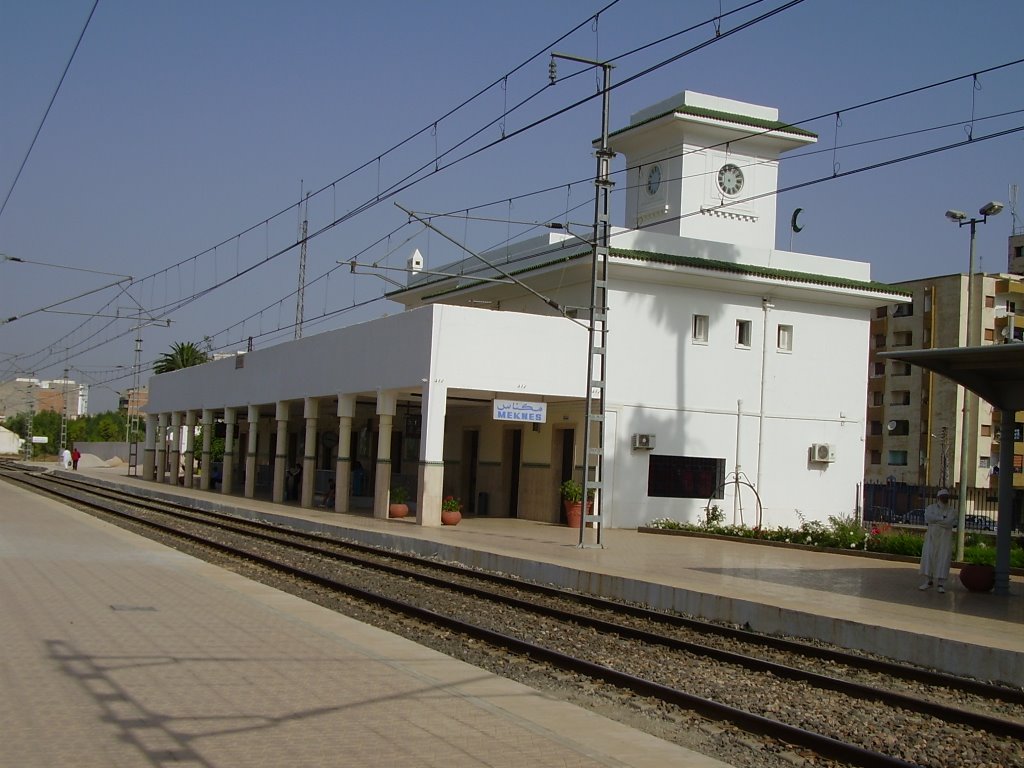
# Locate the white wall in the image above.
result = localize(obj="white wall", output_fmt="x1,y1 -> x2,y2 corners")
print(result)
147,305 -> 585,414
603,277 -> 870,530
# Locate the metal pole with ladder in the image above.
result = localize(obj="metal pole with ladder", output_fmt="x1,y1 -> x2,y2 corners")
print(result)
550,52 -> 614,548
127,333 -> 143,475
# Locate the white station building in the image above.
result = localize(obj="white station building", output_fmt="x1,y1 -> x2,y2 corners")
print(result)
144,91 -> 908,530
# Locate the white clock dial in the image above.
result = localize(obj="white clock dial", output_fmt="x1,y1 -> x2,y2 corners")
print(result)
646,165 -> 662,195
717,163 -> 744,196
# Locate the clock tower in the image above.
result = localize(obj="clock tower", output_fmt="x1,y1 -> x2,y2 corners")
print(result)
609,91 -> 816,249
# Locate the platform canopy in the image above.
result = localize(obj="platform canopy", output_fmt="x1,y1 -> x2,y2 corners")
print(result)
879,343 -> 1024,596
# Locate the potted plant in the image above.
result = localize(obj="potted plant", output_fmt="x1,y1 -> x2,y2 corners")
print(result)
389,485 -> 409,518
560,479 -> 591,529
441,495 -> 462,526
959,543 -> 996,593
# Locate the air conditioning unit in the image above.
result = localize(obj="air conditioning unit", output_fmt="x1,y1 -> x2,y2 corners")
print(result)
631,433 -> 655,450
810,443 -> 836,463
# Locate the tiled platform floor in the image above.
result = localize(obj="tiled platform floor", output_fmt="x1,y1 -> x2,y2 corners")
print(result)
0,476 -> 729,768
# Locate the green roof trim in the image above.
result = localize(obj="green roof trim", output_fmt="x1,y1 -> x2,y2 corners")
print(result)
611,104 -> 817,140
611,247 -> 908,295
399,246 -> 909,301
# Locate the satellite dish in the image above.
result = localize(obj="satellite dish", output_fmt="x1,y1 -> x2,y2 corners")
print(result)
887,420 -> 898,431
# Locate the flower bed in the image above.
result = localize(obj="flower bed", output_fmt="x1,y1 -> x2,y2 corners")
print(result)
643,507 -> 1024,568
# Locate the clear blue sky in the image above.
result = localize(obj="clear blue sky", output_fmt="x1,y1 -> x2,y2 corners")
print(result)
2,0 -> 1023,412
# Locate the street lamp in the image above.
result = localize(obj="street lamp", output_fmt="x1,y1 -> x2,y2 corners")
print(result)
944,200 -> 1003,561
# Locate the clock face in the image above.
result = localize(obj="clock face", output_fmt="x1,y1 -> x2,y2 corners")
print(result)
646,165 -> 662,195
717,163 -> 744,196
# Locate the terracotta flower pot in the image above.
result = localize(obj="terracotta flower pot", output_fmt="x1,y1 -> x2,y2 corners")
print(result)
959,563 -> 995,593
388,503 -> 409,519
441,509 -> 462,526
563,500 -> 583,528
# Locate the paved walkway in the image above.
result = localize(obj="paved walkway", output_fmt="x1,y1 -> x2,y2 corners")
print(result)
0,477 -> 728,768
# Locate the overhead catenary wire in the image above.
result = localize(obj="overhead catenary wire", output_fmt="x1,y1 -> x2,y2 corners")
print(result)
0,0 -> 100,222
6,6 -> 1021,387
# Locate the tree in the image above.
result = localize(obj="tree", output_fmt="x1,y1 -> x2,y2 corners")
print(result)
154,341 -> 209,375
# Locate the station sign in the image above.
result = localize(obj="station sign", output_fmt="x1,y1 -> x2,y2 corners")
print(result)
31,436 -> 48,443
493,399 -> 547,423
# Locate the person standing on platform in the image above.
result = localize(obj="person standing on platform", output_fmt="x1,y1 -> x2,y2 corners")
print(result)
71,447 -> 81,470
286,462 -> 302,501
61,447 -> 72,469
919,488 -> 956,593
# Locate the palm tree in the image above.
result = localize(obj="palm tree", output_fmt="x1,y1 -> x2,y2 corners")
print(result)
154,341 -> 210,375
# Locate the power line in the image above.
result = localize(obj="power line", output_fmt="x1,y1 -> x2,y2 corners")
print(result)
0,0 -> 100,222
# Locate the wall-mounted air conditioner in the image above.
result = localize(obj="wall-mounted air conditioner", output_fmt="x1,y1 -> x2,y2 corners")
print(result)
810,443 -> 836,463
632,433 -> 655,450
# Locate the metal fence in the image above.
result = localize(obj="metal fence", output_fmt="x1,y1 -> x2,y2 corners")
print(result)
861,481 -> 1024,532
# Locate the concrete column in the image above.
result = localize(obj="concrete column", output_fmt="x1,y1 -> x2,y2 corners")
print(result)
245,405 -> 259,498
155,413 -> 168,483
182,410 -> 197,488
199,409 -> 214,490
168,412 -> 181,485
373,390 -> 397,519
334,395 -> 355,513
301,397 -> 318,509
417,380 -> 448,526
143,414 -> 157,481
222,407 -> 236,495
273,400 -> 288,504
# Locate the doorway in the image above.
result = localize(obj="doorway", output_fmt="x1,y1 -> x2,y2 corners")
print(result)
462,429 -> 479,515
556,428 -> 575,524
503,429 -> 522,518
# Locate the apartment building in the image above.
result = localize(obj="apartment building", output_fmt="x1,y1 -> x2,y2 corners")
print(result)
866,234 -> 1024,495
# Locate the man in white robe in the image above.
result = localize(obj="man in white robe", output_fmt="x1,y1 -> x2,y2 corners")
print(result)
919,488 -> 956,593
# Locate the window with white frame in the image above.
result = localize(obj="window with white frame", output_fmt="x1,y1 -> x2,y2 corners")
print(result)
735,319 -> 752,348
692,314 -> 709,344
777,324 -> 793,352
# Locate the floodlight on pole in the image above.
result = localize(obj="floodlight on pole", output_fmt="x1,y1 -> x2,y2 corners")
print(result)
945,200 -> 1003,561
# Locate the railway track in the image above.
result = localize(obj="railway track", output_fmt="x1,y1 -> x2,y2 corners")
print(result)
5,465 -> 1023,768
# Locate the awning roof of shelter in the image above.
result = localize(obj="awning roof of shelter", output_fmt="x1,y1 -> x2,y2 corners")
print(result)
878,344 -> 1024,411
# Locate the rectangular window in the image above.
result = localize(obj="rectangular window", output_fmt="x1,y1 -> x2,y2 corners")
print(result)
872,391 -> 884,406
692,314 -> 709,344
980,424 -> 992,437
893,303 -> 914,317
891,390 -> 911,405
984,328 -> 995,342
735,319 -> 752,348
887,420 -> 910,436
870,450 -> 881,465
893,331 -> 913,347
777,324 -> 793,352
985,295 -> 996,308
647,455 -> 726,499
923,293 -> 932,312
887,450 -> 908,466
873,334 -> 886,349
872,361 -> 885,377
979,456 -> 991,469
870,421 -> 882,436
893,362 -> 912,376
